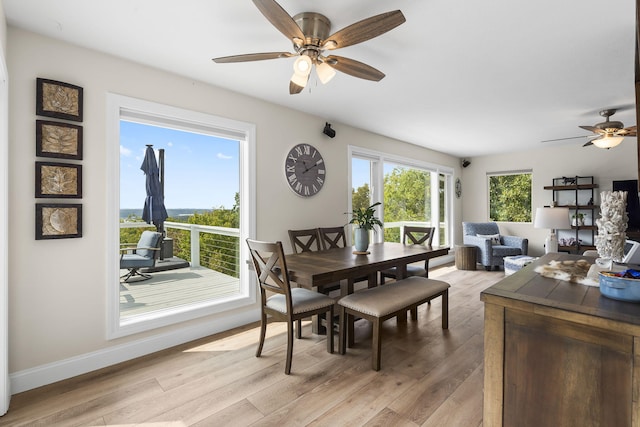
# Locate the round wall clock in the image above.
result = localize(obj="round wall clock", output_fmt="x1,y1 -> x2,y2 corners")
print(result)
455,178 -> 462,198
285,143 -> 326,197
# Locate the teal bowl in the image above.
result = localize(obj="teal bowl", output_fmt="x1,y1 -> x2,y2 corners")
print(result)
599,272 -> 640,302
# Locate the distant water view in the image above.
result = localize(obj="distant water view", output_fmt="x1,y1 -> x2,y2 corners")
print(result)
120,208 -> 214,220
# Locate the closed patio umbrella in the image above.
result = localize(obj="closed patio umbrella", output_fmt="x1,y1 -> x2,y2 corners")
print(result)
141,144 -> 168,234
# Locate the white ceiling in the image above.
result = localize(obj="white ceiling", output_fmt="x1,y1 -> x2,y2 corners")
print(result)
3,0 -> 637,158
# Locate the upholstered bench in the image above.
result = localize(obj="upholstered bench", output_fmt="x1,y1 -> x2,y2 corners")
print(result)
337,276 -> 450,371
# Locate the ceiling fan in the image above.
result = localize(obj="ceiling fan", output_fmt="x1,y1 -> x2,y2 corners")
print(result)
542,109 -> 637,149
212,0 -> 406,94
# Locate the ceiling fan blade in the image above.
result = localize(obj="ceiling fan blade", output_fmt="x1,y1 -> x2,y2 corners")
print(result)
617,125 -> 637,136
212,52 -> 294,63
323,10 -> 406,50
325,55 -> 385,81
541,135 -> 590,143
289,80 -> 304,95
252,0 -> 305,42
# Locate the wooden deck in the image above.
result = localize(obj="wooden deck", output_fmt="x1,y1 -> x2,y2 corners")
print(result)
120,265 -> 240,318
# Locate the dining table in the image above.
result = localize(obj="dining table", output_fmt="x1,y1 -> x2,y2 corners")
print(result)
284,241 -> 450,339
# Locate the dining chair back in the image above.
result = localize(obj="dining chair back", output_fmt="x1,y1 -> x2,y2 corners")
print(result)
288,228 -> 322,253
380,226 -> 436,284
246,238 -> 335,374
318,226 -> 347,250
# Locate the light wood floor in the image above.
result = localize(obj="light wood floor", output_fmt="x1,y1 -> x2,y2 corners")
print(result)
3,264 -> 504,426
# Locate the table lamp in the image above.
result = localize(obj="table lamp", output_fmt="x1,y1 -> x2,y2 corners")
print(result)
534,207 -> 570,253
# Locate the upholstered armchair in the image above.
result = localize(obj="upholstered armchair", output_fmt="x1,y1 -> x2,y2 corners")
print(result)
462,222 -> 528,271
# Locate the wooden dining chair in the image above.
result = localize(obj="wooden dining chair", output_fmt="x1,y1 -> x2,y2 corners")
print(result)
318,226 -> 347,250
380,226 -> 436,284
288,228 -> 322,253
246,238 -> 335,375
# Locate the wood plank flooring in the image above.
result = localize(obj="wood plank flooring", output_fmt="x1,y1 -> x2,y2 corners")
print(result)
2,264 -> 503,426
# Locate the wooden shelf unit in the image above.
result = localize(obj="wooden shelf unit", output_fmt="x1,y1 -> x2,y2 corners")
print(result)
544,176 -> 598,254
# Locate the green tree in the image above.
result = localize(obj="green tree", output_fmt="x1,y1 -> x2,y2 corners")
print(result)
352,183 -> 370,212
383,167 -> 431,241
489,173 -> 532,222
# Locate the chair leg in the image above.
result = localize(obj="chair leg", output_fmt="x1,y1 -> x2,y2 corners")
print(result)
441,290 -> 449,329
339,306 -> 346,355
372,318 -> 382,371
296,319 -> 302,339
285,319 -> 294,375
410,307 -> 418,320
256,311 -> 267,357
327,305 -> 334,354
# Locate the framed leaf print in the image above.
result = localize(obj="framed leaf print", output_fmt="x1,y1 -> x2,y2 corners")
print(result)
36,78 -> 83,122
36,203 -> 82,239
35,161 -> 82,198
36,120 -> 83,160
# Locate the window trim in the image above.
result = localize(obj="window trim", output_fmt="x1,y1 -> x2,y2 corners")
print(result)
348,145 -> 454,246
106,93 -> 256,339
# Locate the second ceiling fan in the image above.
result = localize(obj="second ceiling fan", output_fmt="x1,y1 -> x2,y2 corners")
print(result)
543,109 -> 637,149
212,0 -> 406,94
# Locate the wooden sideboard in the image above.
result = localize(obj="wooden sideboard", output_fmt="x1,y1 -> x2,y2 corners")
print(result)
481,253 -> 640,427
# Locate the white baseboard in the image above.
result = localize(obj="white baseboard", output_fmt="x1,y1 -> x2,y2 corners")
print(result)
10,310 -> 259,394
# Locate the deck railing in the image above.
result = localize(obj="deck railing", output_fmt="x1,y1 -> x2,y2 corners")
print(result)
120,221 -> 241,277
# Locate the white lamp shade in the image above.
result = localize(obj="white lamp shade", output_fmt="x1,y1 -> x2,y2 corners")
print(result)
534,207 -> 570,229
316,62 -> 336,84
293,55 -> 312,76
290,72 -> 309,88
592,135 -> 624,149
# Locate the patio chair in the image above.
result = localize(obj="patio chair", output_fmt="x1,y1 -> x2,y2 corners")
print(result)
246,238 -> 335,374
120,230 -> 163,282
380,226 -> 435,284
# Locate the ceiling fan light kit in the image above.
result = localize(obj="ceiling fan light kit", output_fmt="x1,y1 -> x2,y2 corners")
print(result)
212,0 -> 406,94
592,135 -> 624,149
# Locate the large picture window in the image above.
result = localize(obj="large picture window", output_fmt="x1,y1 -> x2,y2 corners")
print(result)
350,147 -> 452,247
488,171 -> 532,222
107,94 -> 256,339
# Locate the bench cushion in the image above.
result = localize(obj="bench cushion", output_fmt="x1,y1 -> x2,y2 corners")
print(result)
338,276 -> 450,317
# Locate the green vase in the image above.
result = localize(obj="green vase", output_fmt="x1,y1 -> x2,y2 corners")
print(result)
354,228 -> 370,252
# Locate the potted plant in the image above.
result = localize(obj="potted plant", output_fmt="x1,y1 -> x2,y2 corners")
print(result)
346,202 -> 383,252
571,212 -> 585,227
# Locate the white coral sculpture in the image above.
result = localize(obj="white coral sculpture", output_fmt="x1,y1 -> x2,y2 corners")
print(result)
595,191 -> 628,262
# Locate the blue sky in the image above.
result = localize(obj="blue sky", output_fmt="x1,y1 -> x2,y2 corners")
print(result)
120,121 -> 239,209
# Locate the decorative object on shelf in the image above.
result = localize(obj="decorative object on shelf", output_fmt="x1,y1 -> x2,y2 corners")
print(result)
36,120 -> 83,160
595,190 -> 628,262
35,203 -> 82,239
284,143 -> 325,197
35,161 -> 82,198
571,213 -> 585,227
534,207 -> 570,253
36,78 -> 83,122
346,201 -> 383,253
455,178 -> 462,198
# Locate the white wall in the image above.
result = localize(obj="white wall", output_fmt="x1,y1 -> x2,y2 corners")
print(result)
461,141 -> 638,256
7,27 -> 462,391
